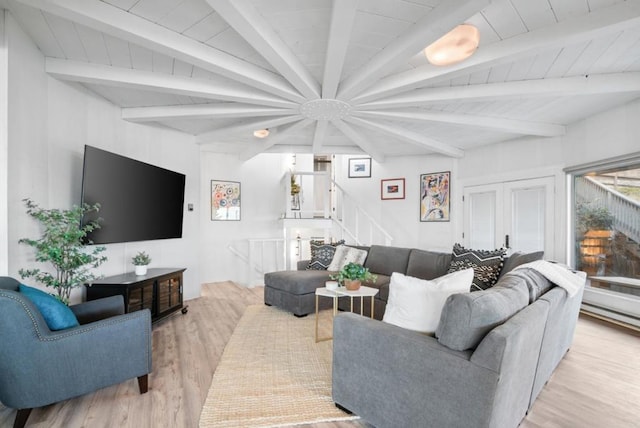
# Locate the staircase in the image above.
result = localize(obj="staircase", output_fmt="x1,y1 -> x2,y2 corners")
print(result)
231,170 -> 393,285
576,176 -> 640,244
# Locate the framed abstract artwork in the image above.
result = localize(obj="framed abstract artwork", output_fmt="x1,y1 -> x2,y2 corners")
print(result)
381,178 -> 405,200
420,171 -> 450,222
348,158 -> 371,178
211,180 -> 241,221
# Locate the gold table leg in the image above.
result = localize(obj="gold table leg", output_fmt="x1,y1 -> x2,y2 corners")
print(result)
371,296 -> 374,319
315,293 -> 338,343
315,294 -> 319,342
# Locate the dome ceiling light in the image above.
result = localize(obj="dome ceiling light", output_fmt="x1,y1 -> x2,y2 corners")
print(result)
253,128 -> 270,138
424,24 -> 480,66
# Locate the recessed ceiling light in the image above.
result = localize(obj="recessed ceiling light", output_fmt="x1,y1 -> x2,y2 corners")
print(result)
424,24 -> 480,66
253,129 -> 270,138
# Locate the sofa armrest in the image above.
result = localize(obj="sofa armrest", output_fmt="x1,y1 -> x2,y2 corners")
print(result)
71,295 -> 125,324
297,260 -> 310,270
332,313 -> 498,428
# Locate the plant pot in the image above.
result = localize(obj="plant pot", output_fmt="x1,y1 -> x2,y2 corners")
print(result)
135,265 -> 148,276
344,279 -> 361,291
325,280 -> 339,291
579,229 -> 613,276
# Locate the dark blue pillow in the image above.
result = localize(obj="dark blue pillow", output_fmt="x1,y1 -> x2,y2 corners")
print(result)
19,284 -> 80,331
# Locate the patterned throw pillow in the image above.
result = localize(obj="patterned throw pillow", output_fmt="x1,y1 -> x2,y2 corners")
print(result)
327,245 -> 368,271
447,243 -> 506,291
307,240 -> 345,270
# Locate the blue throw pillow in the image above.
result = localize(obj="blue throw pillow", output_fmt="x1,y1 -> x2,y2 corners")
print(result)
19,284 -> 80,331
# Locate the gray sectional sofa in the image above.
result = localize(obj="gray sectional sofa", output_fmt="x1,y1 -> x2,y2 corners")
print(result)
332,266 -> 586,428
264,244 -> 540,318
264,244 -> 586,427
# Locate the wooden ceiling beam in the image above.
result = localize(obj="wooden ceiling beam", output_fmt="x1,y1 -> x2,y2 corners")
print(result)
352,110 -> 565,137
15,0 -> 304,102
122,104 -> 298,122
46,58 -> 297,108
322,0 -> 358,99
311,120 -> 329,154
357,73 -> 640,108
337,0 -> 490,101
205,0 -> 319,100
331,119 -> 386,163
353,1 -> 640,104
195,115 -> 304,144
238,119 -> 315,161
344,116 -> 464,158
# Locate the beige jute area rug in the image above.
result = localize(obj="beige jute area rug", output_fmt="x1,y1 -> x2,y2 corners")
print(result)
199,304 -> 359,428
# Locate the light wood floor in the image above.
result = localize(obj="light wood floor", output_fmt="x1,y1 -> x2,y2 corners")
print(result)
1,282 -> 639,428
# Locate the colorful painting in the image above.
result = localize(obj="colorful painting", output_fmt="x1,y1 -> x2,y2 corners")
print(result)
420,171 -> 450,222
211,180 -> 241,221
381,178 -> 405,200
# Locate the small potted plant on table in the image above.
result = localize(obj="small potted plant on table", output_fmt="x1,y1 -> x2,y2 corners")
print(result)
132,251 -> 152,276
331,262 -> 377,291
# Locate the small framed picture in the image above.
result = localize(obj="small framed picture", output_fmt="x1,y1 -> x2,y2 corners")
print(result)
381,178 -> 405,200
348,158 -> 371,178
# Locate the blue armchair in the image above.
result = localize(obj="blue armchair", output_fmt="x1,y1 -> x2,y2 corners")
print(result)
0,276 -> 152,428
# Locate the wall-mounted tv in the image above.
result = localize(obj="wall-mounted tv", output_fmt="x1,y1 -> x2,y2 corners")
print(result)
81,145 -> 186,244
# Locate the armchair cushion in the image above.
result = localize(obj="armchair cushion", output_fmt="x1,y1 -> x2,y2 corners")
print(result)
18,284 -> 79,331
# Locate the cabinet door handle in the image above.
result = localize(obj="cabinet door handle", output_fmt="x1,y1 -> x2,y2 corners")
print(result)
505,234 -> 510,249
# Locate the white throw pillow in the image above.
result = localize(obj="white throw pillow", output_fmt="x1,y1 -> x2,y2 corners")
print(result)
382,269 -> 473,334
327,245 -> 368,271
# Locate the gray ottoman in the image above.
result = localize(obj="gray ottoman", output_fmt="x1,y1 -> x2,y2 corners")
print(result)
264,269 -> 334,316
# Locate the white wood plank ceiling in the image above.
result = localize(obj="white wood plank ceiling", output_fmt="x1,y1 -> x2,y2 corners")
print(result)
3,0 -> 640,161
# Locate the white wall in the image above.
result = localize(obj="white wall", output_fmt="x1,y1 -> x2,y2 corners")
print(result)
199,152 -> 290,284
333,154 -> 458,252
6,13 -> 201,301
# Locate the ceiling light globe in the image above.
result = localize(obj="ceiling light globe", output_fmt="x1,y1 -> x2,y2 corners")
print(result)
425,24 -> 480,66
253,129 -> 270,138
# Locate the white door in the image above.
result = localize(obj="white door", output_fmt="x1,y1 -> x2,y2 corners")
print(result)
463,177 -> 555,258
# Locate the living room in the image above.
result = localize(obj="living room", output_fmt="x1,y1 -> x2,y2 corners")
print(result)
1,0 -> 640,427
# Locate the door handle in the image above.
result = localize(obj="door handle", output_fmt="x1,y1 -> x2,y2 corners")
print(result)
505,234 -> 510,249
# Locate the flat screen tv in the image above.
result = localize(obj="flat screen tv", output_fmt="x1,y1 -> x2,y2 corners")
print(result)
81,145 -> 186,244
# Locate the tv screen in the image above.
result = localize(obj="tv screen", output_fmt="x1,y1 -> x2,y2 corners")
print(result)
81,145 -> 186,244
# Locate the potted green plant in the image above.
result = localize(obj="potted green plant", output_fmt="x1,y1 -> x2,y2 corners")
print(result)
575,202 -> 615,275
132,251 -> 152,276
290,174 -> 300,196
576,202 -> 615,238
331,262 -> 377,291
18,198 -> 107,304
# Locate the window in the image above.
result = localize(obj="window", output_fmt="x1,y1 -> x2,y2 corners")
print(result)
567,154 -> 640,327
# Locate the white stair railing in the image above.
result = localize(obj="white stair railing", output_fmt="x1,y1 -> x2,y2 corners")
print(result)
577,176 -> 640,244
227,238 -> 285,286
229,170 -> 394,282
332,181 -> 393,246
281,170 -> 392,246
